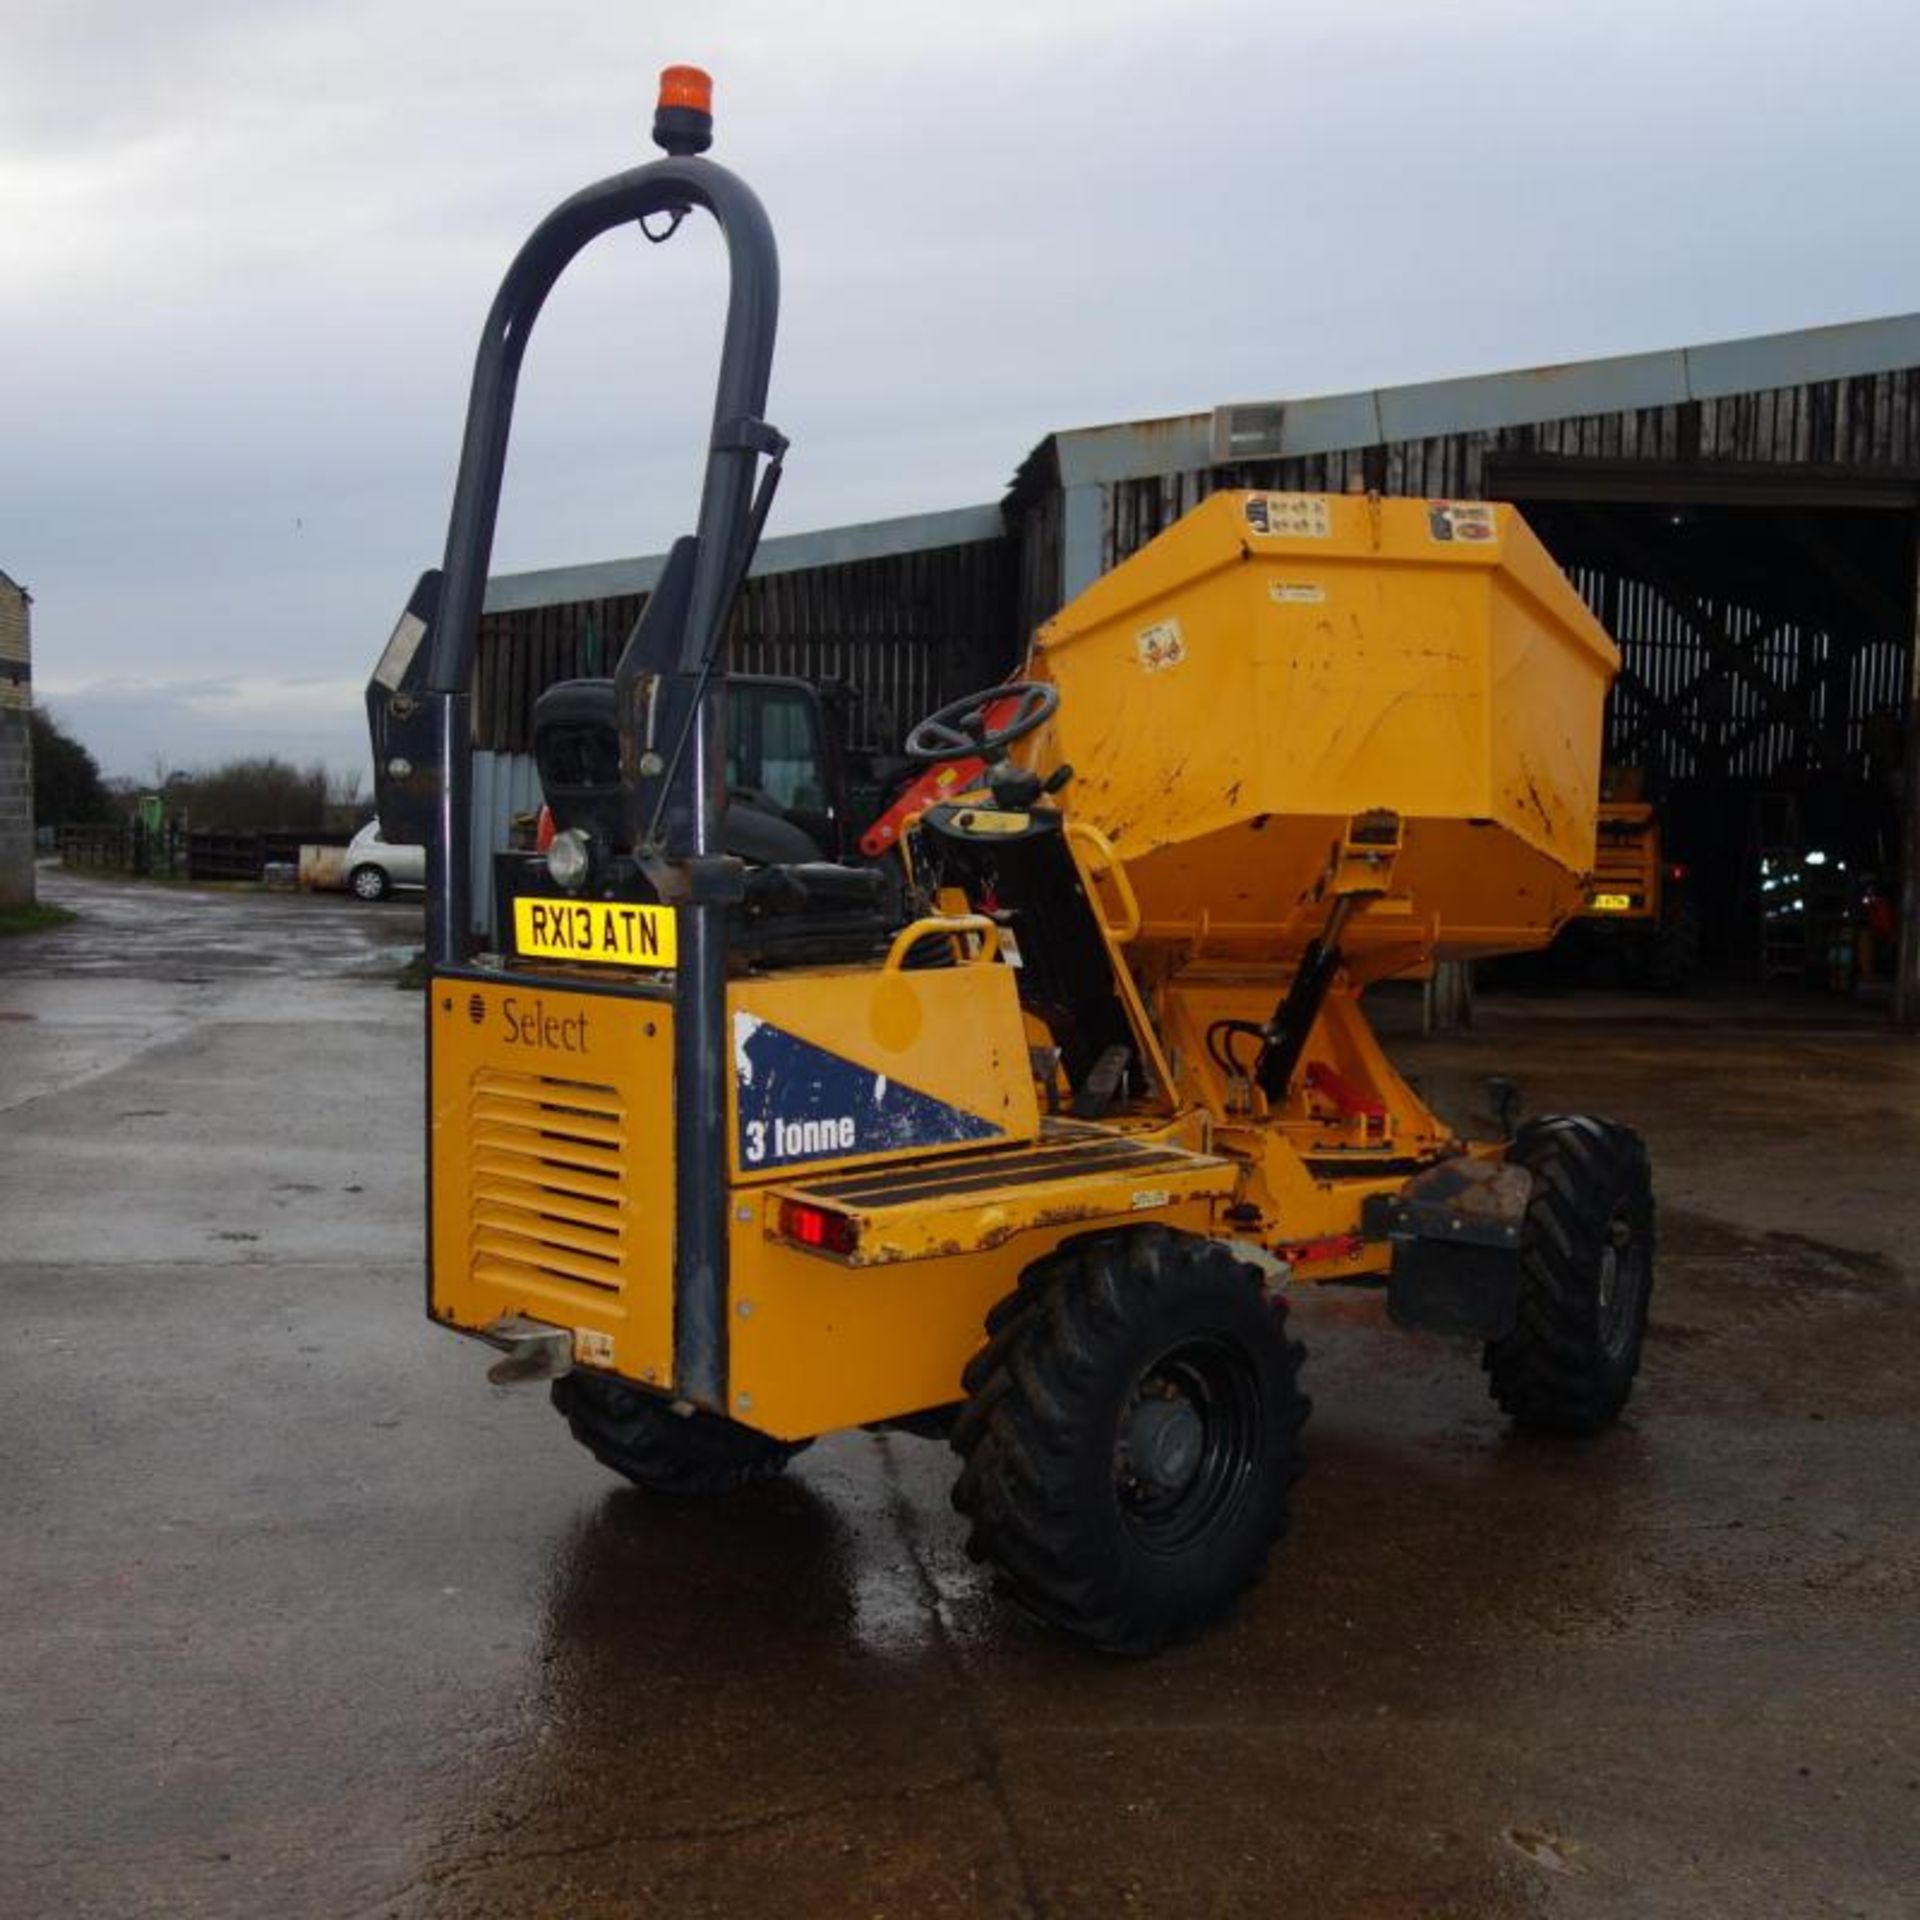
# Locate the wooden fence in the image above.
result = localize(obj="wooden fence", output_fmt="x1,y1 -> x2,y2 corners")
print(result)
59,826 -> 347,882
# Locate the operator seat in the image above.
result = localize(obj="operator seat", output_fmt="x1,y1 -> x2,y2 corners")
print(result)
529,677 -> 891,969
523,526 -> 893,963
532,534 -> 824,865
531,676 -> 823,865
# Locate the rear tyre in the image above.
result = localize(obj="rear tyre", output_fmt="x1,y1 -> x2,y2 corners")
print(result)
1644,892 -> 1702,992
349,863 -> 392,902
951,1226 -> 1309,1655
1484,1115 -> 1655,1433
551,1372 -> 808,1496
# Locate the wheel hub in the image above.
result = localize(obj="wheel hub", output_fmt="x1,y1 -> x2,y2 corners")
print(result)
1122,1393 -> 1204,1495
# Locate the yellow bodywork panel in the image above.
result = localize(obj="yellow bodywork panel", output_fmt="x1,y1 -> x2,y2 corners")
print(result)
1156,976 -> 1453,1280
429,976 -> 676,1388
731,1126 -> 1234,1438
1159,976 -> 1447,1154
1017,491 -> 1619,966
766,1122 -> 1235,1266
727,956 -> 1040,1183
429,961 -> 1231,1441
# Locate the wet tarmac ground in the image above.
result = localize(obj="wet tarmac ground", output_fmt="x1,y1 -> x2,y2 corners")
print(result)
3,867 -> 1917,1918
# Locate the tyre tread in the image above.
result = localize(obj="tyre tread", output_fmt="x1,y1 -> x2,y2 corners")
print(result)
952,1225 -> 1310,1654
1483,1114 -> 1655,1433
551,1373 -> 806,1495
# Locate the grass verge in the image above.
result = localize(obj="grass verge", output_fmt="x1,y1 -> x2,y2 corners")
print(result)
0,902 -> 78,937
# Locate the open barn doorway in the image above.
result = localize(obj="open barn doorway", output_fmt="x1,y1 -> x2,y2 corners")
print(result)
1488,459 -> 1914,1005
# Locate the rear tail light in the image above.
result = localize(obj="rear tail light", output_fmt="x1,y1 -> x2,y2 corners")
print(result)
1666,862 -> 1689,882
777,1200 -> 860,1257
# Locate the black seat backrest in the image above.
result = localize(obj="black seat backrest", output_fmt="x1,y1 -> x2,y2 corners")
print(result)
534,675 -> 822,864
534,683 -> 827,874
533,537 -> 701,847
529,533 -> 702,848
531,677 -> 623,844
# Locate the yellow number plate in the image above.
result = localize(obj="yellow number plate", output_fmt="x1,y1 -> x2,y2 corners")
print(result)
1589,891 -> 1633,913
513,897 -> 678,968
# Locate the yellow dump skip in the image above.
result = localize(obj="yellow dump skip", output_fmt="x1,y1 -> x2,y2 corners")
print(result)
1020,492 -> 1619,963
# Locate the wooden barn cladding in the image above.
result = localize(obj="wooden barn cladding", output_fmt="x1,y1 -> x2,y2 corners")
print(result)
477,319 -> 1920,774
1000,327 -> 1920,804
472,531 -> 1016,756
1010,363 -> 1920,637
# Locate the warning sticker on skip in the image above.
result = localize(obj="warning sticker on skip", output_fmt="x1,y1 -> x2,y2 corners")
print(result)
1135,618 -> 1187,672
1269,581 -> 1327,605
1244,493 -> 1331,539
1427,501 -> 1498,543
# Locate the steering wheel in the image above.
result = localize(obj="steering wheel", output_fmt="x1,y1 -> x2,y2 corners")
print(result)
903,680 -> 1060,765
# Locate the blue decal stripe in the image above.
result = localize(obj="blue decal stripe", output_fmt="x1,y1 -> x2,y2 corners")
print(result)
734,1013 -> 1000,1170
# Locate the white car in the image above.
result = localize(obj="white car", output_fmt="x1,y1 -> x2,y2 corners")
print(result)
344,820 -> 426,901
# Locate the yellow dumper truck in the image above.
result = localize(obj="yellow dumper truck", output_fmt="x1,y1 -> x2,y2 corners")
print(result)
368,71 -> 1652,1652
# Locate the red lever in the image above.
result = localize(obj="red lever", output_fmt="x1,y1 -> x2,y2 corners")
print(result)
1303,1061 -> 1387,1120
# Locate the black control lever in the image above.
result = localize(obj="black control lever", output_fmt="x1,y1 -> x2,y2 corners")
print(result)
1071,1044 -> 1132,1121
641,440 -> 787,849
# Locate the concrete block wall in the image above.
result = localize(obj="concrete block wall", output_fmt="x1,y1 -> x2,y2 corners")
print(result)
0,575 -> 34,908
0,710 -> 32,907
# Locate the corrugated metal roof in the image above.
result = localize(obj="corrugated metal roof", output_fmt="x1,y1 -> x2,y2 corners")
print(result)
484,501 -> 1005,615
1039,311 -> 1920,487
483,312 -> 1920,622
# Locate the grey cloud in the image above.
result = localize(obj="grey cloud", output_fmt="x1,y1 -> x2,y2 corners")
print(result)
5,0 -> 1920,777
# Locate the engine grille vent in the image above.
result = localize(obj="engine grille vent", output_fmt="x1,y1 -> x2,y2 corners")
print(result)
1592,827 -> 1655,886
468,1068 -> 627,1304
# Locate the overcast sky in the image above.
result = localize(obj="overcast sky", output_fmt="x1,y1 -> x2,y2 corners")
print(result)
7,0 -> 1920,780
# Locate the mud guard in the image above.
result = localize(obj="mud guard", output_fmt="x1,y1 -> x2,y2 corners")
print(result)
1366,1156 -> 1533,1339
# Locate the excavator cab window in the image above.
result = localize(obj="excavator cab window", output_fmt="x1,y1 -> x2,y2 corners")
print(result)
726,678 -> 838,857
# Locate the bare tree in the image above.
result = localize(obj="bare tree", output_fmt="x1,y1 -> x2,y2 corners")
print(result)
165,757 -> 334,831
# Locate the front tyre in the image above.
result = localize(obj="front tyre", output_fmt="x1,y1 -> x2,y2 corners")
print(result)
349,863 -> 392,902
951,1226 -> 1309,1655
1484,1115 -> 1655,1433
551,1372 -> 808,1495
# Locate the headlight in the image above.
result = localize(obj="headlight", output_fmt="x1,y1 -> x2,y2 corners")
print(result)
545,828 -> 592,891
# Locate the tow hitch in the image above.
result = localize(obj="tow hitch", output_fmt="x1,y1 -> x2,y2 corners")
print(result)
483,1316 -> 574,1386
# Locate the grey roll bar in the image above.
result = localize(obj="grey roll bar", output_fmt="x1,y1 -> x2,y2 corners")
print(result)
423,154 -> 778,949
417,147 -> 780,1412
